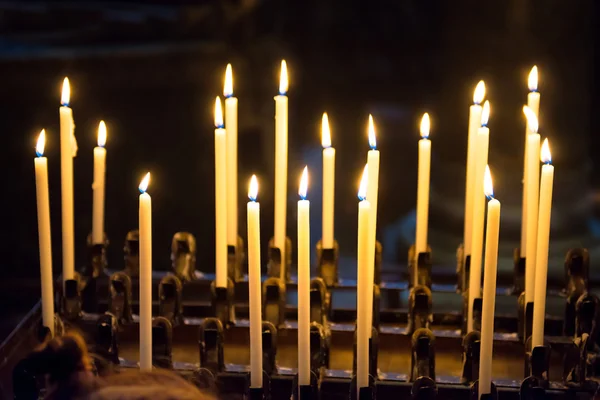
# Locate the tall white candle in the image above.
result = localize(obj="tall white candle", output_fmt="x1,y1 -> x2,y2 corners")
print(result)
479,166 -> 501,398
34,130 -> 55,336
60,78 -> 75,282
366,116 -> 379,338
532,139 -> 554,348
297,167 -> 311,386
464,81 -> 486,257
321,113 -> 335,249
523,106 -> 540,304
214,97 -> 228,288
138,172 -> 152,370
356,166 -> 371,395
415,113 -> 431,266
467,100 -> 490,332
274,60 -> 289,275
247,175 -> 263,388
224,64 -> 238,247
92,121 -> 107,244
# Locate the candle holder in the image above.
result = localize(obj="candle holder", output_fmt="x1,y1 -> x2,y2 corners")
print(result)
152,316 -> 174,369
108,271 -> 133,325
123,229 -> 140,277
407,244 -> 432,289
82,233 -> 109,313
519,376 -> 546,399
407,285 -> 433,333
61,273 -> 82,321
310,278 -> 329,326
262,277 -> 286,328
291,370 -> 319,400
262,321 -> 278,376
310,321 -> 330,372
199,317 -> 225,373
349,374 -> 376,400
462,294 -> 482,334
211,278 -> 235,326
95,313 -> 120,366
267,237 -> 292,282
410,376 -> 437,400
352,326 -> 379,379
512,248 -> 526,295
245,371 -> 271,400
575,293 -> 599,348
563,334 -> 591,386
564,248 -> 589,336
410,328 -> 436,383
37,314 -> 65,343
469,380 -> 498,400
228,236 -> 246,283
518,295 -> 534,343
159,275 -> 184,326
316,239 -> 339,287
461,331 -> 481,384
524,340 -> 550,388
171,232 -> 197,283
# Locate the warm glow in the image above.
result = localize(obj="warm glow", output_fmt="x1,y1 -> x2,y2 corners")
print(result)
248,175 -> 258,201
358,164 -> 368,201
321,112 -> 331,148
523,105 -> 539,133
224,64 -> 233,97
484,165 -> 494,199
61,77 -> 70,106
139,172 -> 151,194
473,80 -> 486,105
279,60 -> 288,95
214,96 -> 224,128
97,121 -> 107,147
481,100 -> 490,126
528,66 -> 538,92
36,129 -> 46,157
540,138 -> 552,164
299,166 -> 308,199
420,113 -> 430,139
368,114 -> 376,149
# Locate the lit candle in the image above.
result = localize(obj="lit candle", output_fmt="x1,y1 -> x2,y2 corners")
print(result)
92,121 -> 107,244
34,130 -> 55,336
138,172 -> 152,370
415,113 -> 431,269
321,113 -> 335,249
478,166 -> 501,398
274,60 -> 289,275
523,106 -> 540,305
464,81 -> 486,257
214,97 -> 228,288
366,115 -> 379,337
247,175 -> 263,388
60,77 -> 75,282
531,139 -> 554,348
356,166 -> 371,395
297,167 -> 311,386
467,100 -> 490,332
224,64 -> 238,248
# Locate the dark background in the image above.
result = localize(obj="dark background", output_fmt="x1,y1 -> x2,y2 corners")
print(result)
0,0 -> 599,339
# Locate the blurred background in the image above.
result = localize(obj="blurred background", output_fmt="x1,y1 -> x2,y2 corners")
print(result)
0,0 -> 598,340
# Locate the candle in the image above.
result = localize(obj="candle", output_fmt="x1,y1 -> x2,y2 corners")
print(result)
60,77 -> 75,282
138,172 -> 152,370
247,175 -> 263,388
356,166 -> 371,395
464,81 -> 486,257
34,130 -> 55,336
321,113 -> 335,249
366,115 -> 379,337
274,60 -> 289,274
224,64 -> 238,247
92,121 -> 107,244
478,166 -> 501,398
297,167 -> 311,386
214,97 -> 228,288
415,113 -> 431,268
523,106 -> 540,305
467,100 -> 490,332
521,66 -> 540,257
531,139 -> 554,348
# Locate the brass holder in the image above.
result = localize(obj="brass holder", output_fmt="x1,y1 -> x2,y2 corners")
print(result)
267,237 -> 292,282
108,271 -> 133,324
82,233 -> 109,313
123,230 -> 140,277
316,239 -> 339,287
171,232 -> 197,283
211,278 -> 236,326
262,276 -> 286,328
228,236 -> 246,283
408,244 -> 432,289
159,275 -> 184,326
152,316 -> 174,369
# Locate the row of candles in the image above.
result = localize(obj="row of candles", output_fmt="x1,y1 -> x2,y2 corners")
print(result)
32,63 -> 555,398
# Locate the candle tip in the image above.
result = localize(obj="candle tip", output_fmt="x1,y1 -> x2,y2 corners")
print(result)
279,60 -> 288,95
473,80 -> 486,105
541,138 -> 552,164
484,165 -> 494,199
299,166 -> 308,200
523,105 -> 539,133
248,175 -> 258,201
321,112 -> 331,148
481,101 -> 490,126
139,172 -> 151,194
36,129 -> 46,157
97,120 -> 107,147
214,96 -> 224,128
528,65 -> 538,92
61,77 -> 70,106
420,113 -> 430,138
358,164 -> 368,200
368,114 -> 376,149
224,64 -> 233,98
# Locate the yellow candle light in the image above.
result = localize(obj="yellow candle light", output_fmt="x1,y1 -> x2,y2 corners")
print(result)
224,64 -> 238,248
59,77 -> 75,283
415,112 -> 431,273
214,97 -> 228,288
321,112 -> 336,249
138,172 -> 152,370
297,166 -> 310,386
274,60 -> 289,274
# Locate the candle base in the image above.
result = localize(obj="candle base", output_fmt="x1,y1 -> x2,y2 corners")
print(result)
108,271 -> 134,325
37,314 -> 65,343
518,297 -> 534,343
352,326 -> 379,379
95,313 -> 120,366
262,321 -> 278,376
411,376 -> 437,399
511,248 -> 526,295
469,380 -> 498,400
267,237 -> 292,282
410,328 -> 436,382
292,370 -> 319,400
158,275 -> 184,326
61,273 -> 82,321
310,278 -> 329,326
456,244 -> 467,294
316,239 -> 339,288
211,279 -> 236,326
408,245 -> 432,289
524,340 -> 550,388
564,334 -> 594,387
519,376 -> 546,400
407,285 -> 433,334
349,374 -> 376,400
124,230 -> 140,277
152,316 -> 174,369
228,235 -> 246,283
262,276 -> 286,328
460,331 -> 481,384
309,321 -> 330,373
245,371 -> 271,400
199,317 -> 226,373
171,232 -> 197,283
82,233 -> 109,313
563,248 -> 590,336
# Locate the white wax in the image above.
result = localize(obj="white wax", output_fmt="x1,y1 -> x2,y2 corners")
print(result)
35,156 -> 55,336
297,199 -> 310,385
226,96 -> 238,246
322,147 -> 335,248
60,106 -> 75,282
92,146 -> 106,244
139,191 -> 152,370
415,138 -> 431,263
467,126 -> 489,332
366,149 -> 379,337
478,198 -> 501,397
274,95 -> 288,274
215,127 -> 228,288
531,163 -> 554,347
463,104 -> 483,257
356,199 -> 371,394
247,200 -> 263,388
524,133 -> 540,304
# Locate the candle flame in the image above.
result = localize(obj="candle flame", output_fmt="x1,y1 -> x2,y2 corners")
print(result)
61,77 -> 70,106
36,129 -> 46,157
420,113 -> 430,139
97,120 -> 107,147
279,60 -> 288,95
321,112 -> 331,148
224,63 -> 233,98
528,65 -> 538,92
139,172 -> 151,194
473,80 -> 486,105
481,100 -> 490,126
484,165 -> 494,199
540,138 -> 552,164
299,166 -> 308,200
214,96 -> 224,128
358,164 -> 368,201
523,105 -> 539,133
368,114 -> 376,149
248,175 -> 258,201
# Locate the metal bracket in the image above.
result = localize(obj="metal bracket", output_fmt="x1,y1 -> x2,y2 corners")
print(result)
199,317 -> 225,373
123,230 -> 140,277
461,331 -> 481,384
267,237 -> 292,282
407,285 -> 433,334
159,275 -> 184,326
152,316 -> 173,369
410,328 -> 436,382
108,272 -> 133,325
171,232 -> 197,283
316,239 -> 339,287
262,277 -> 286,328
